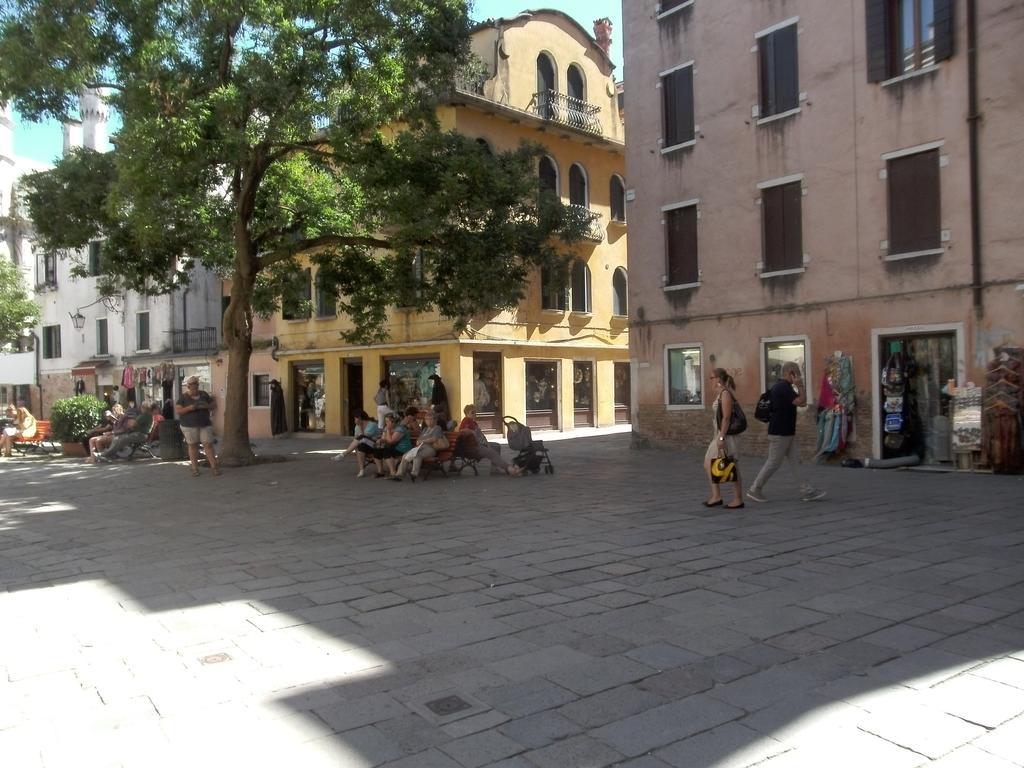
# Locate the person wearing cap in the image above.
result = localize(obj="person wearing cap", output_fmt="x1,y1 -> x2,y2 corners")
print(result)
175,376 -> 221,476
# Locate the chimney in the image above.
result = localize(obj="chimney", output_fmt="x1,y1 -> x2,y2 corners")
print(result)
593,17 -> 612,55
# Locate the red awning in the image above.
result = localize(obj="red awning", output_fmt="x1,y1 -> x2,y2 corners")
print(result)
71,360 -> 110,377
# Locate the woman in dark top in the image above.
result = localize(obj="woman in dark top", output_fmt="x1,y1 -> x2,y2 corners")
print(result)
269,379 -> 288,436
428,374 -> 450,425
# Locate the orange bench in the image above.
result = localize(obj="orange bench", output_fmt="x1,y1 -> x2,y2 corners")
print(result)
421,431 -> 481,480
12,420 -> 59,454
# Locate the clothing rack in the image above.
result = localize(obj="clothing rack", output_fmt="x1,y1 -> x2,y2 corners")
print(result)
815,351 -> 855,458
982,346 -> 1022,473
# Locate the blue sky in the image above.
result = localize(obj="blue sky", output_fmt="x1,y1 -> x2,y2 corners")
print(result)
9,1 -> 622,164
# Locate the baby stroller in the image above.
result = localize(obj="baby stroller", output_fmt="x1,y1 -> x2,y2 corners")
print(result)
502,416 -> 554,475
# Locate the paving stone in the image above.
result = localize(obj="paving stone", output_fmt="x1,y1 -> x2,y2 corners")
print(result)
927,743 -> 1021,768
927,672 -> 1024,728
544,655 -> 656,696
972,657 -> 1024,690
971,713 -> 1024,765
439,728 -> 525,767
497,710 -> 581,748
656,721 -> 788,768
557,685 -> 667,729
592,694 -> 744,758
624,642 -> 705,671
525,734 -> 624,768
858,701 -> 986,759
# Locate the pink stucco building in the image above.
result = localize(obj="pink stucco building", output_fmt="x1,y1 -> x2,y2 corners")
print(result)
623,0 -> 1023,466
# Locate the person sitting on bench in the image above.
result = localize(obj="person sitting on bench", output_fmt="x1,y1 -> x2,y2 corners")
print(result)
457,404 -> 521,477
1,404 -> 36,457
93,403 -> 155,462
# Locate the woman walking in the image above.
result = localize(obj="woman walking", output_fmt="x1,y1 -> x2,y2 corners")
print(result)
703,368 -> 744,509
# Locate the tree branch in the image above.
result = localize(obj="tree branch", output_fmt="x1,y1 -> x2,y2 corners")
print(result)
258,234 -> 392,269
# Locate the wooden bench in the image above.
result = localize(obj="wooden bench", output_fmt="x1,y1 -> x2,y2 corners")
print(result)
421,431 -> 481,480
12,420 -> 59,454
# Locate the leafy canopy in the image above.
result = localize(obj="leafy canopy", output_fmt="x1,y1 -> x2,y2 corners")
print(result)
2,0 -> 583,342
0,258 -> 41,347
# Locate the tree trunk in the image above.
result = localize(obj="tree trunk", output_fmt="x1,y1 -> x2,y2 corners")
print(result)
219,244 -> 258,464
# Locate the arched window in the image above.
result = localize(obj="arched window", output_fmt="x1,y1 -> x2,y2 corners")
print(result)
612,267 -> 628,316
536,53 -> 556,119
610,175 -> 626,222
569,164 -> 588,208
475,137 -> 493,154
541,264 -> 566,311
567,64 -> 585,101
539,155 -> 558,196
571,260 -> 591,313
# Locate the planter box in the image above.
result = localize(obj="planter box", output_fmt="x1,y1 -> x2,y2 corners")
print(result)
62,442 -> 88,458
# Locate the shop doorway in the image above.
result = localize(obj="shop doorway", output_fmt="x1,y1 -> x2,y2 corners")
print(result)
614,362 -> 631,424
573,361 -> 594,427
877,331 -> 958,463
525,360 -> 558,430
344,360 -> 363,434
473,352 -> 502,433
292,362 -> 325,432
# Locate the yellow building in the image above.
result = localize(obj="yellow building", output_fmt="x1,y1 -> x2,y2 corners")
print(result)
251,11 -> 628,438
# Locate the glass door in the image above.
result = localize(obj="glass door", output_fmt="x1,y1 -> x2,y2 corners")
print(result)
573,361 -> 594,427
473,352 -> 502,433
525,361 -> 558,430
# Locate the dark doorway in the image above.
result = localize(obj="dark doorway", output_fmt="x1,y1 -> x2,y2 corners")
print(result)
344,360 -> 363,435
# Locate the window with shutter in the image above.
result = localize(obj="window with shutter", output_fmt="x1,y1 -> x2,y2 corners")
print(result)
569,164 -> 588,208
136,311 -> 150,351
609,175 -> 626,222
665,204 -> 699,287
570,261 -> 591,313
761,181 -> 803,272
541,264 -> 567,311
612,268 -> 628,316
888,149 -> 940,256
661,64 -> 694,150
88,241 -> 102,276
758,22 -> 799,119
866,0 -> 953,82
96,318 -> 108,356
539,156 -> 558,196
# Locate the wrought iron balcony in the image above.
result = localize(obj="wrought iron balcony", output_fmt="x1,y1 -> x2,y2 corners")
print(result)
171,327 -> 219,354
567,204 -> 604,242
532,90 -> 602,135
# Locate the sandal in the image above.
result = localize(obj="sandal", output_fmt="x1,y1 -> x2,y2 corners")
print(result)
213,468 -> 222,476
702,500 -> 723,507
190,468 -> 200,477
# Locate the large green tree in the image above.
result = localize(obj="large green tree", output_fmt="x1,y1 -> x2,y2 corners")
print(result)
0,257 -> 40,347
0,0 -> 584,462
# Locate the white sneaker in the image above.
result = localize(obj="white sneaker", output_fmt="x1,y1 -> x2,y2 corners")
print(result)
331,453 -> 344,462
801,489 -> 827,502
746,488 -> 767,503
356,469 -> 365,478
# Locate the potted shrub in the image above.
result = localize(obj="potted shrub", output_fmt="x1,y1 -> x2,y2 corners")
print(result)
49,395 -> 107,457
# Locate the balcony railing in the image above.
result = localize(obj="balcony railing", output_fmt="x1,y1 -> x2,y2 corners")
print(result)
567,204 -> 604,242
532,90 -> 602,135
171,327 -> 219,354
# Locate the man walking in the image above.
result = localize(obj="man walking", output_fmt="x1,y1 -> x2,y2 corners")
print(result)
747,362 -> 826,503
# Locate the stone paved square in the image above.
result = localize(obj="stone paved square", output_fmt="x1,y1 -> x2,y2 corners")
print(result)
1,434 -> 1023,767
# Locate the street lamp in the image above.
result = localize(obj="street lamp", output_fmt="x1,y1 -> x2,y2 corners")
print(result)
69,310 -> 86,330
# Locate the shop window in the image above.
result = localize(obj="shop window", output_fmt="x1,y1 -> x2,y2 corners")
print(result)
569,164 -> 588,209
664,202 -> 699,287
757,21 -> 799,120
866,0 -> 953,82
570,260 -> 591,313
252,374 -> 270,407
614,362 -> 631,424
610,175 -> 626,222
541,264 -> 567,311
136,311 -> 150,351
42,324 -> 61,359
887,148 -> 940,257
666,345 -> 702,406
572,361 -> 594,427
473,351 -> 502,428
761,179 -> 803,273
661,63 -> 694,151
96,318 -> 108,356
525,360 -> 558,428
88,240 -> 102,276
294,363 -> 325,431
385,357 -> 440,415
762,338 -> 807,392
612,267 -> 628,316
539,155 -> 558,197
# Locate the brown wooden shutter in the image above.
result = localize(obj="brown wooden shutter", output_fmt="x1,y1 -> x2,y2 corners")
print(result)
666,207 -> 698,285
865,0 -> 890,82
932,0 -> 955,63
775,25 -> 799,113
781,182 -> 803,269
569,165 -> 587,207
888,150 -> 940,254
762,186 -> 785,271
663,67 -> 694,147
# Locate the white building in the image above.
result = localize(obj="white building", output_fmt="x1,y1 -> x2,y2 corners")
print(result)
0,100 -> 50,412
8,90 -> 223,417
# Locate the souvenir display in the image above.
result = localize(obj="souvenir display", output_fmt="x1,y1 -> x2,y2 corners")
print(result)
982,346 -> 1022,473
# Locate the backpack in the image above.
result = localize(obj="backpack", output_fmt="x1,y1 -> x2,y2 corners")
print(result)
754,390 -> 773,423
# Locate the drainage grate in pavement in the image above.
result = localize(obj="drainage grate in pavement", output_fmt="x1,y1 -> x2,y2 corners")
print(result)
198,653 -> 232,665
424,694 -> 473,717
410,689 -> 489,725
